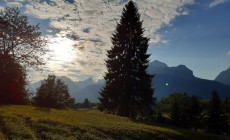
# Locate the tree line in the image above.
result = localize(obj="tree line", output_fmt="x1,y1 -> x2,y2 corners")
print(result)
0,1 -> 229,136
156,91 -> 229,135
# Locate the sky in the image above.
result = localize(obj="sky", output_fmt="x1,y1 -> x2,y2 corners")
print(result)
0,0 -> 229,82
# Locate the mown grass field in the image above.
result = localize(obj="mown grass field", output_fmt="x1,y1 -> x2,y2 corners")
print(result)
0,105 -> 229,140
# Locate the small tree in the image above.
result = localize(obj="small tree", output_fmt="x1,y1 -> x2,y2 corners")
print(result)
206,90 -> 229,134
34,75 -> 75,108
99,1 -> 154,118
82,98 -> 90,108
0,56 -> 27,104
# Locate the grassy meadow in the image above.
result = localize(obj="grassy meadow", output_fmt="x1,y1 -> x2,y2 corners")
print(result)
0,105 -> 229,140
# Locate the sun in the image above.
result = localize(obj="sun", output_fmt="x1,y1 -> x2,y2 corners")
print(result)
48,37 -> 75,63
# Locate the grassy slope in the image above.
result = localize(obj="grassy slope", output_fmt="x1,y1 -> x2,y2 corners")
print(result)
0,105 -> 229,140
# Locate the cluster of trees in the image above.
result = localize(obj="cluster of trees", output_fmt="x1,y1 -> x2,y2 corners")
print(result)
0,7 -> 73,108
0,7 -> 47,105
162,93 -> 202,129
157,91 -> 229,135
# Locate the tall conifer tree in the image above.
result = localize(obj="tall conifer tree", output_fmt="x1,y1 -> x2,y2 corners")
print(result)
99,1 -> 154,118
207,90 -> 229,134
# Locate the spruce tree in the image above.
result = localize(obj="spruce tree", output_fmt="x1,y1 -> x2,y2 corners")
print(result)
82,98 -> 90,108
99,1 -> 154,118
207,90 -> 229,134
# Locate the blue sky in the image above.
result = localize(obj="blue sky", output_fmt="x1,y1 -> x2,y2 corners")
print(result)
0,0 -> 229,82
150,0 -> 230,80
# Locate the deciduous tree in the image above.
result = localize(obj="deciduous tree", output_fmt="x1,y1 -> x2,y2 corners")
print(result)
34,75 -> 75,108
0,7 -> 47,104
0,7 -> 47,69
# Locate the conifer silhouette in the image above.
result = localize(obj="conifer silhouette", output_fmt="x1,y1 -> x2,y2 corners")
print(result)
99,1 -> 154,118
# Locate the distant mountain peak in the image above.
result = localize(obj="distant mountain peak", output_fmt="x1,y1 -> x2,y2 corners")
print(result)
148,60 -> 194,77
150,60 -> 168,68
84,77 -> 94,83
57,76 -> 72,81
215,67 -> 230,85
148,60 -> 168,74
175,65 -> 191,72
176,64 -> 187,68
76,77 -> 94,87
170,65 -> 194,77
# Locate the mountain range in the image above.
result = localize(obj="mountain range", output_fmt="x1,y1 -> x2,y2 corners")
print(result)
29,60 -> 230,103
148,60 -> 230,99
28,76 -> 104,103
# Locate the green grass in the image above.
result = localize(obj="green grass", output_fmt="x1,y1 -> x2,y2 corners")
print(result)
0,105 -> 229,140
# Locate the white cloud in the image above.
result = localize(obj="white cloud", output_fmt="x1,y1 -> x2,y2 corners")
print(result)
227,52 -> 230,55
6,2 -> 23,8
209,0 -> 229,8
3,0 -> 194,81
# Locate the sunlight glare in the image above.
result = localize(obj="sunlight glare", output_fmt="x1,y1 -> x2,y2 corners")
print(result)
48,37 -> 75,63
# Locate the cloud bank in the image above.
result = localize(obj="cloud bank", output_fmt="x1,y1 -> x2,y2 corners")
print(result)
3,0 -> 194,82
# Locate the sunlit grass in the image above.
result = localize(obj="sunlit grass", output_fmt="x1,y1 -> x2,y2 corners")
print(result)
0,105 -> 229,140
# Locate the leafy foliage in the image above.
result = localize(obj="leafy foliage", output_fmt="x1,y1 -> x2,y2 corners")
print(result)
99,1 -> 154,118
0,56 -> 28,104
0,7 -> 47,69
34,75 -> 75,108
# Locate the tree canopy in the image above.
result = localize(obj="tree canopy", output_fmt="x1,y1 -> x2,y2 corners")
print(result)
0,7 -> 47,68
99,1 -> 154,118
34,75 -> 75,108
